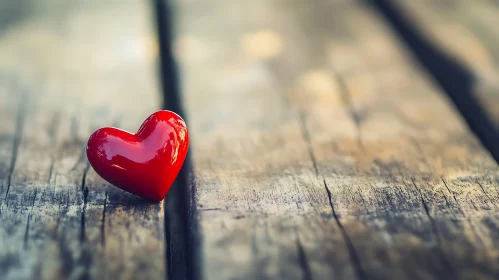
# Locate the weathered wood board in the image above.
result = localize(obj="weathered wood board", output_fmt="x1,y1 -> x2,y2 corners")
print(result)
171,0 -> 499,279
391,0 -> 499,147
3,0 -> 499,279
0,0 -> 166,279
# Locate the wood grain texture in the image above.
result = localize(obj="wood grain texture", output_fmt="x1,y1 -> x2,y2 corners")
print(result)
392,0 -> 499,137
0,0 -> 166,279
171,0 -> 499,279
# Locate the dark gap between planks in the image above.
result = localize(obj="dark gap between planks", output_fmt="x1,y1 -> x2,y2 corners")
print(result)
152,0 -> 201,279
367,0 -> 499,164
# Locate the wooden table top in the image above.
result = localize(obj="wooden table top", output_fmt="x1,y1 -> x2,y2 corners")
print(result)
2,0 -> 499,279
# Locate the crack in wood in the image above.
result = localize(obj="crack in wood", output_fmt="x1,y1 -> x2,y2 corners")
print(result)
442,178 -> 466,217
410,179 -> 439,240
470,198 -> 479,211
3,93 -> 26,207
47,160 -> 55,185
441,178 -> 487,248
101,191 -> 108,246
476,179 -> 498,209
295,236 -> 312,280
23,218 -> 31,251
298,112 -> 319,176
330,70 -> 364,151
80,162 -> 90,243
23,189 -> 38,250
299,111 -> 366,280
440,189 -> 452,208
323,179 -> 367,280
410,178 -> 456,276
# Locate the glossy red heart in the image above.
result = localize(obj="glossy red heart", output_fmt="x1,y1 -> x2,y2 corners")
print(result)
86,110 -> 189,201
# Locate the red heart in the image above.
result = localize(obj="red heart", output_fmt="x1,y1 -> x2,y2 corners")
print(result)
86,110 -> 189,201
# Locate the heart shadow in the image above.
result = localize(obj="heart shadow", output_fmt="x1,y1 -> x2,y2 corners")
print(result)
106,187 -> 159,206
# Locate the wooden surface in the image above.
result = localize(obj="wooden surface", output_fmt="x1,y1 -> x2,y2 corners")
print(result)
387,0 -> 499,159
171,0 -> 499,279
0,0 -> 167,279
3,0 -> 499,279
394,0 -> 499,120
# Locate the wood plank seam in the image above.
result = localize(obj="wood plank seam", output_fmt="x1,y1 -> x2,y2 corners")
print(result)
369,0 -> 499,164
153,0 -> 199,279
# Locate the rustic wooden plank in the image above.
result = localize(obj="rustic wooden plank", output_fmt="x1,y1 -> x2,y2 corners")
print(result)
0,0 -> 166,279
170,0 -> 499,278
388,0 -> 499,158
